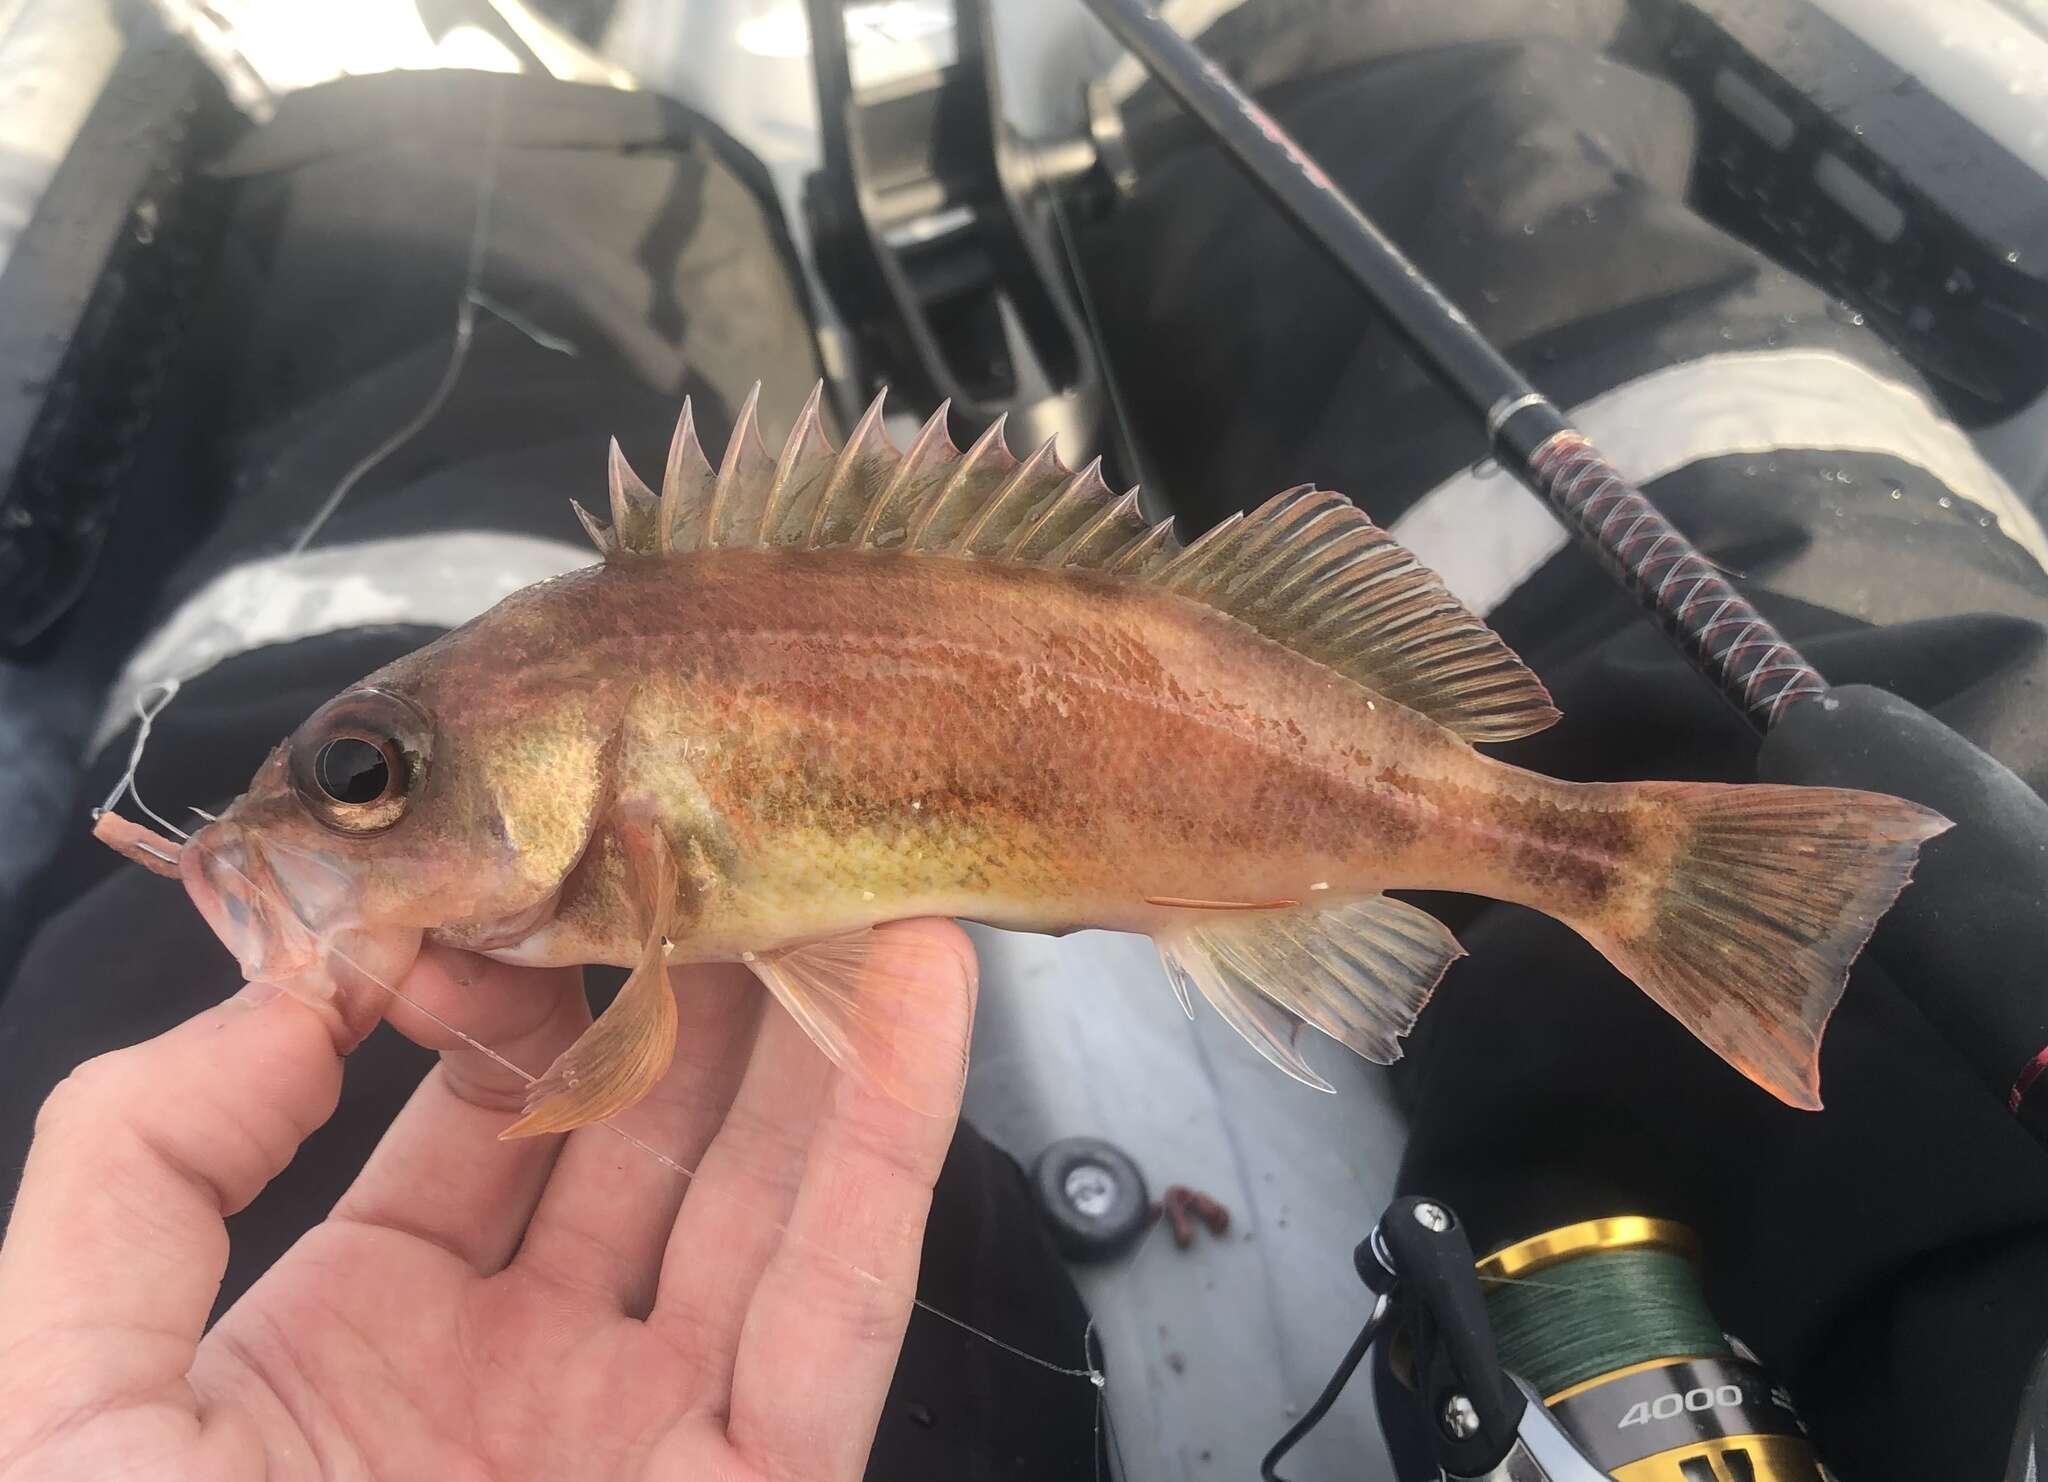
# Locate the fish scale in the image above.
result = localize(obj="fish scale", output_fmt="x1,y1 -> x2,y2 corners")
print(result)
134,381 -> 1948,1138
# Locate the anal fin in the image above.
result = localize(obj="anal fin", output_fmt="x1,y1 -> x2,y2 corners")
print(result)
747,927 -> 973,1117
501,818 -> 680,1139
1156,895 -> 1464,1090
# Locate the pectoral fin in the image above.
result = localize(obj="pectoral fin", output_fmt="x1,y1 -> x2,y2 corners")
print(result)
746,928 -> 973,1117
500,819 -> 680,1140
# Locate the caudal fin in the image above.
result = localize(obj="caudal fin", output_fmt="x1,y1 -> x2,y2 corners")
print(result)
1582,783 -> 1949,1109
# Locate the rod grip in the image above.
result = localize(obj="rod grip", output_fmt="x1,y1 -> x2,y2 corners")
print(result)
1757,684 -> 2048,1133
1524,431 -> 1829,732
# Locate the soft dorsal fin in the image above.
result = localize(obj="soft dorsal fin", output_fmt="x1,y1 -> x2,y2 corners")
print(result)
575,383 -> 1559,742
1149,486 -> 1561,741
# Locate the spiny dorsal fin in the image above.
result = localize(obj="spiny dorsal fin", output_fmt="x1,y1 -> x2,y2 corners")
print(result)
657,397 -> 715,554
607,437 -> 658,552
706,382 -> 771,549
580,382 -> 1167,571
574,382 -> 1559,743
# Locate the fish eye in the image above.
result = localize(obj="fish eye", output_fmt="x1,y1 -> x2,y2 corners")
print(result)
314,736 -> 399,805
290,688 -> 431,835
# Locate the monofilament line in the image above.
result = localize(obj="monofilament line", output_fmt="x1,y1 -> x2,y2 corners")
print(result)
106,771 -> 1111,1392
1084,1201 -> 1175,1481
286,75 -> 506,556
99,68 -> 1105,1393
93,680 -> 190,843
297,904 -> 1105,1387
910,1300 -> 1104,1382
96,74 -> 514,822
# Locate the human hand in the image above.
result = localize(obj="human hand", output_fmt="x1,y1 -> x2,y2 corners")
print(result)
0,921 -> 977,1481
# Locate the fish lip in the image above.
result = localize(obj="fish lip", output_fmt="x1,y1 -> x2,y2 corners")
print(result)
180,822 -> 321,982
180,821 -> 425,1019
180,823 -> 369,983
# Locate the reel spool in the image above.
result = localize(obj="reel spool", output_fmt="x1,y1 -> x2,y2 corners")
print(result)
1475,1217 -> 1820,1481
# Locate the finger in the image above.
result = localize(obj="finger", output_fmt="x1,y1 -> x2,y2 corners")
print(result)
726,920 -> 978,1481
514,961 -> 760,1315
646,969 -> 841,1360
329,946 -> 588,1272
0,987 -> 345,1398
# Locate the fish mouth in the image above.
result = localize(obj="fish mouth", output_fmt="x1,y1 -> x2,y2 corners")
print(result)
181,822 -> 421,1013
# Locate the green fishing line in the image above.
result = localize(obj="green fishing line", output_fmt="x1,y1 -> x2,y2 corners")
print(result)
1484,1246 -> 1731,1398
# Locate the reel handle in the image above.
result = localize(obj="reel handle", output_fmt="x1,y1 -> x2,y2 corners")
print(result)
1378,1196 -> 1526,1476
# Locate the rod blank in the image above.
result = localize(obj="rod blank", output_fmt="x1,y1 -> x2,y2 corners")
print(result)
1080,0 -> 1828,731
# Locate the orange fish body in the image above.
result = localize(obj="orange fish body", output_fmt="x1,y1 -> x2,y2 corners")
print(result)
467,550 -> 1635,951
150,385 -> 1947,1134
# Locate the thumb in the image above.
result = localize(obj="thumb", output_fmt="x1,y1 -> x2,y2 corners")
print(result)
0,986 -> 344,1427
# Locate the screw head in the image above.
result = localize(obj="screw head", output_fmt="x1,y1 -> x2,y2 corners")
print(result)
1441,1393 -> 1481,1441
1413,1201 -> 1451,1232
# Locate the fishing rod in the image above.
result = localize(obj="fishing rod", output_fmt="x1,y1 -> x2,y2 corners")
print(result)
1080,0 -> 1821,735
1079,0 -> 2048,1146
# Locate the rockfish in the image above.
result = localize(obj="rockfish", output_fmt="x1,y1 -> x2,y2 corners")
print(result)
100,385 -> 1949,1132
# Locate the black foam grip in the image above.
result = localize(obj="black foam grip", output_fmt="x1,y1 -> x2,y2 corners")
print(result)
1758,685 -> 2048,1131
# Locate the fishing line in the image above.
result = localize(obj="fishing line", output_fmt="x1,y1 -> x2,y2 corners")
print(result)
1467,1216 -> 1821,1482
1093,1381 -> 1103,1481
88,65 -> 1109,1400
469,288 -> 580,358
287,75 -> 506,557
90,807 -> 1108,1392
299,902 -> 1107,1389
913,1295 -> 1106,1381
96,76 -> 510,824
1485,1245 -> 1728,1398
1090,1213 -> 1177,1482
92,680 -> 191,846
1090,1315 -> 1105,1482
285,305 -> 479,557
1056,1194 -> 1178,1481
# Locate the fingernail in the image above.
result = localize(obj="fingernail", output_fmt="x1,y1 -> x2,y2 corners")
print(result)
233,981 -> 282,1008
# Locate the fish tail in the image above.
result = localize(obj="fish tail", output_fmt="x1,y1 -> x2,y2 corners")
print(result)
1576,782 -> 1948,1109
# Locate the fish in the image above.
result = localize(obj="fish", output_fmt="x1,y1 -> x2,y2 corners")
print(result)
107,382 -> 1950,1135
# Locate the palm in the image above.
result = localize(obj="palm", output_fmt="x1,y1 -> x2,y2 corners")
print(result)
211,1229 -> 724,1478
0,924 -> 976,1482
